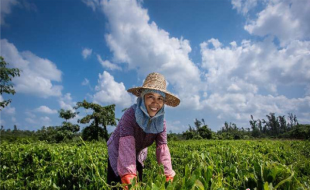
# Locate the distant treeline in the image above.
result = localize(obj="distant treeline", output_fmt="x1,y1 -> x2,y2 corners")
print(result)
170,113 -> 310,141
1,112 -> 309,143
0,100 -> 117,143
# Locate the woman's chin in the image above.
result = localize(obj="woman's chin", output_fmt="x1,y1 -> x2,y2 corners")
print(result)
148,112 -> 157,117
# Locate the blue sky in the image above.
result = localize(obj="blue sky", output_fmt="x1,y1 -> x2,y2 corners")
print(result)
1,0 -> 310,133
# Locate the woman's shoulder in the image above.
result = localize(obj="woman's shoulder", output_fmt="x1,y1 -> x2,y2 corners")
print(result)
120,105 -> 136,121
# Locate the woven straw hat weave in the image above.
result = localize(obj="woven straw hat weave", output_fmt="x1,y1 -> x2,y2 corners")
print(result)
127,73 -> 180,107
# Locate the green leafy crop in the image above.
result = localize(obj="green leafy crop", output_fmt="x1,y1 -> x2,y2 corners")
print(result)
1,140 -> 309,189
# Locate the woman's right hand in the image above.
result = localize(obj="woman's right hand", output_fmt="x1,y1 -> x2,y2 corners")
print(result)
121,174 -> 137,189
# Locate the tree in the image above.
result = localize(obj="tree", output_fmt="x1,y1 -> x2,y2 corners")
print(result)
75,100 -> 117,141
288,113 -> 298,129
278,115 -> 287,133
182,130 -> 194,140
250,115 -> 261,137
263,113 -> 279,136
56,109 -> 80,142
0,56 -> 20,109
197,125 -> 212,139
194,118 -> 202,131
58,109 -> 78,121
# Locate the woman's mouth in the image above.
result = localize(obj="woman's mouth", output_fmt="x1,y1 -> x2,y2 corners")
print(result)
150,107 -> 158,111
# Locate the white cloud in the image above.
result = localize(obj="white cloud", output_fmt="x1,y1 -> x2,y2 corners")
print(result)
84,0 -> 203,109
231,0 -> 257,15
93,71 -> 133,108
200,38 -> 310,95
82,48 -> 92,59
82,0 -> 310,127
34,106 -> 57,114
0,39 -> 63,98
244,0 -> 310,46
97,54 -> 121,70
0,0 -> 19,25
22,51 -> 62,82
59,93 -> 76,111
200,37 -> 310,124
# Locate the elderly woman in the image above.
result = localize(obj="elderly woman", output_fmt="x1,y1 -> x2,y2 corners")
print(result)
106,72 -> 180,188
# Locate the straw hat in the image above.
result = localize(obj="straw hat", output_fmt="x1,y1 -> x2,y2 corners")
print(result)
127,73 -> 180,107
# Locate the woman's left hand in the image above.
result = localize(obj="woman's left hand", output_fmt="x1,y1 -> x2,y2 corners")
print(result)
166,175 -> 174,182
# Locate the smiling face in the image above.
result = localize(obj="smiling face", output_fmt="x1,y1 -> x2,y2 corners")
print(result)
144,92 -> 165,117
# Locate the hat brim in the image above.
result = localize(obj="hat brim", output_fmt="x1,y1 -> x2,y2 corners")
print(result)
127,87 -> 180,107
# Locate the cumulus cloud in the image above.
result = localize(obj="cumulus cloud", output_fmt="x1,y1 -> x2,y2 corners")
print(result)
97,54 -> 121,70
82,48 -> 92,59
84,0 -> 203,109
200,37 -> 310,123
201,38 -> 310,94
0,39 -> 63,98
243,0 -> 310,46
82,0 -> 310,127
93,71 -> 133,108
34,106 -> 57,114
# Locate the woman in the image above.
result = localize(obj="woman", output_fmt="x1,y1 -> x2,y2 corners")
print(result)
106,72 -> 180,188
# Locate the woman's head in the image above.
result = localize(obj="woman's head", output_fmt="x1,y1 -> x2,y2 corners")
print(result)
141,89 -> 165,117
127,72 -> 180,107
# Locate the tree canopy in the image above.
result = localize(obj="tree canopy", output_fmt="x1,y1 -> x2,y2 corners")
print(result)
75,100 -> 117,141
0,56 -> 20,109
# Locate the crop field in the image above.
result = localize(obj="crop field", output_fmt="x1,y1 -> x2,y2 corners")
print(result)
1,140 -> 309,190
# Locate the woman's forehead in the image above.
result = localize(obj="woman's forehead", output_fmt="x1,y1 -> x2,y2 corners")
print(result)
144,92 -> 164,97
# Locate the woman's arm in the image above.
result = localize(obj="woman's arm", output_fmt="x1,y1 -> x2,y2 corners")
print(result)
117,136 -> 137,177
156,121 -> 176,180
117,136 -> 137,184
117,108 -> 138,185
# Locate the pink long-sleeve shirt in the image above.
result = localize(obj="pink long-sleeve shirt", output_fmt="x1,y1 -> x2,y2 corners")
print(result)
107,106 -> 175,177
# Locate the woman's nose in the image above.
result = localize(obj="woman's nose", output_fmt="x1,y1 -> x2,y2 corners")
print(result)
152,98 -> 159,103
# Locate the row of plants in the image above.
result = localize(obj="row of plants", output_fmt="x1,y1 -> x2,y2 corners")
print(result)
1,140 -> 309,189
